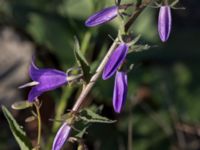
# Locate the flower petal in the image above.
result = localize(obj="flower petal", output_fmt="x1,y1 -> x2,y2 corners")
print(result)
29,60 -> 42,81
113,71 -> 128,113
28,87 -> 42,102
52,123 -> 71,150
85,6 -> 118,27
35,69 -> 67,91
102,43 -> 128,80
158,6 -> 172,42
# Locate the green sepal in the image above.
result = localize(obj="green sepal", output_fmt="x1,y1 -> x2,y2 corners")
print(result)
11,101 -> 33,110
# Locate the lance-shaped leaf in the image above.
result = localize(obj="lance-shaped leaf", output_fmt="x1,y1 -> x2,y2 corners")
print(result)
74,37 -> 90,82
113,71 -> 128,113
2,106 -> 32,150
158,6 -> 172,42
102,43 -> 128,80
85,6 -> 118,27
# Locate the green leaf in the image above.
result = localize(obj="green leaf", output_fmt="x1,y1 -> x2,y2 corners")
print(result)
74,36 -> 91,82
2,106 -> 32,150
128,44 -> 150,54
11,101 -> 33,110
80,108 -> 116,124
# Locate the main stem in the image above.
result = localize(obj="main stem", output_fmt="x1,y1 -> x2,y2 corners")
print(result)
72,0 -> 153,112
72,38 -> 118,111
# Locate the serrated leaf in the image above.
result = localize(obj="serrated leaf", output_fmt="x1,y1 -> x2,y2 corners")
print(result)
74,36 -> 90,82
11,101 -> 33,110
2,106 -> 32,150
80,108 -> 116,124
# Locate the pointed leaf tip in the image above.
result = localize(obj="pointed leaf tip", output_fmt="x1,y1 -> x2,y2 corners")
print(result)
74,37 -> 91,82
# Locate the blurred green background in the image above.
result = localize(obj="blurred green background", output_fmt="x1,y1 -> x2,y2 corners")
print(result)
0,0 -> 200,149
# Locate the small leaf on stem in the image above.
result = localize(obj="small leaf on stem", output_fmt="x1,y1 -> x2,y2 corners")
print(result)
80,108 -> 116,124
74,36 -> 91,82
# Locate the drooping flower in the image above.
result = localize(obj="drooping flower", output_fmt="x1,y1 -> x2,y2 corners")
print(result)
102,43 -> 128,80
20,60 -> 68,102
85,6 -> 118,27
52,123 -> 71,150
113,71 -> 128,113
158,6 -> 172,42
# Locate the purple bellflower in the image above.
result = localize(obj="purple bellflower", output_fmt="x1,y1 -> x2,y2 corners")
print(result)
20,60 -> 68,102
158,6 -> 172,42
85,6 -> 118,27
102,43 -> 129,80
52,123 -> 71,150
113,71 -> 128,113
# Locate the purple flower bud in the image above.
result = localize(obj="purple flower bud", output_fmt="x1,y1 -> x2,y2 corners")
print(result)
102,43 -> 128,80
21,60 -> 68,102
113,71 -> 128,113
52,123 -> 71,150
158,6 -> 172,42
85,6 -> 118,27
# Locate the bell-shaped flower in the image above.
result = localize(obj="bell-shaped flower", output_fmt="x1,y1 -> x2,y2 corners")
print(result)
20,60 -> 68,102
102,43 -> 128,80
52,123 -> 71,150
113,71 -> 128,113
158,6 -> 172,42
85,6 -> 118,27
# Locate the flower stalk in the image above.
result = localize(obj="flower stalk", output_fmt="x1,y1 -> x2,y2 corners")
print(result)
34,99 -> 42,149
53,1 -> 156,149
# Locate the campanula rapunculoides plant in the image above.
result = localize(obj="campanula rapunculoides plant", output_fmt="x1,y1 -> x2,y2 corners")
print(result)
2,0 -> 184,150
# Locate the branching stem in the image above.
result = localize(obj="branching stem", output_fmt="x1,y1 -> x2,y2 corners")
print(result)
71,0 -> 155,112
